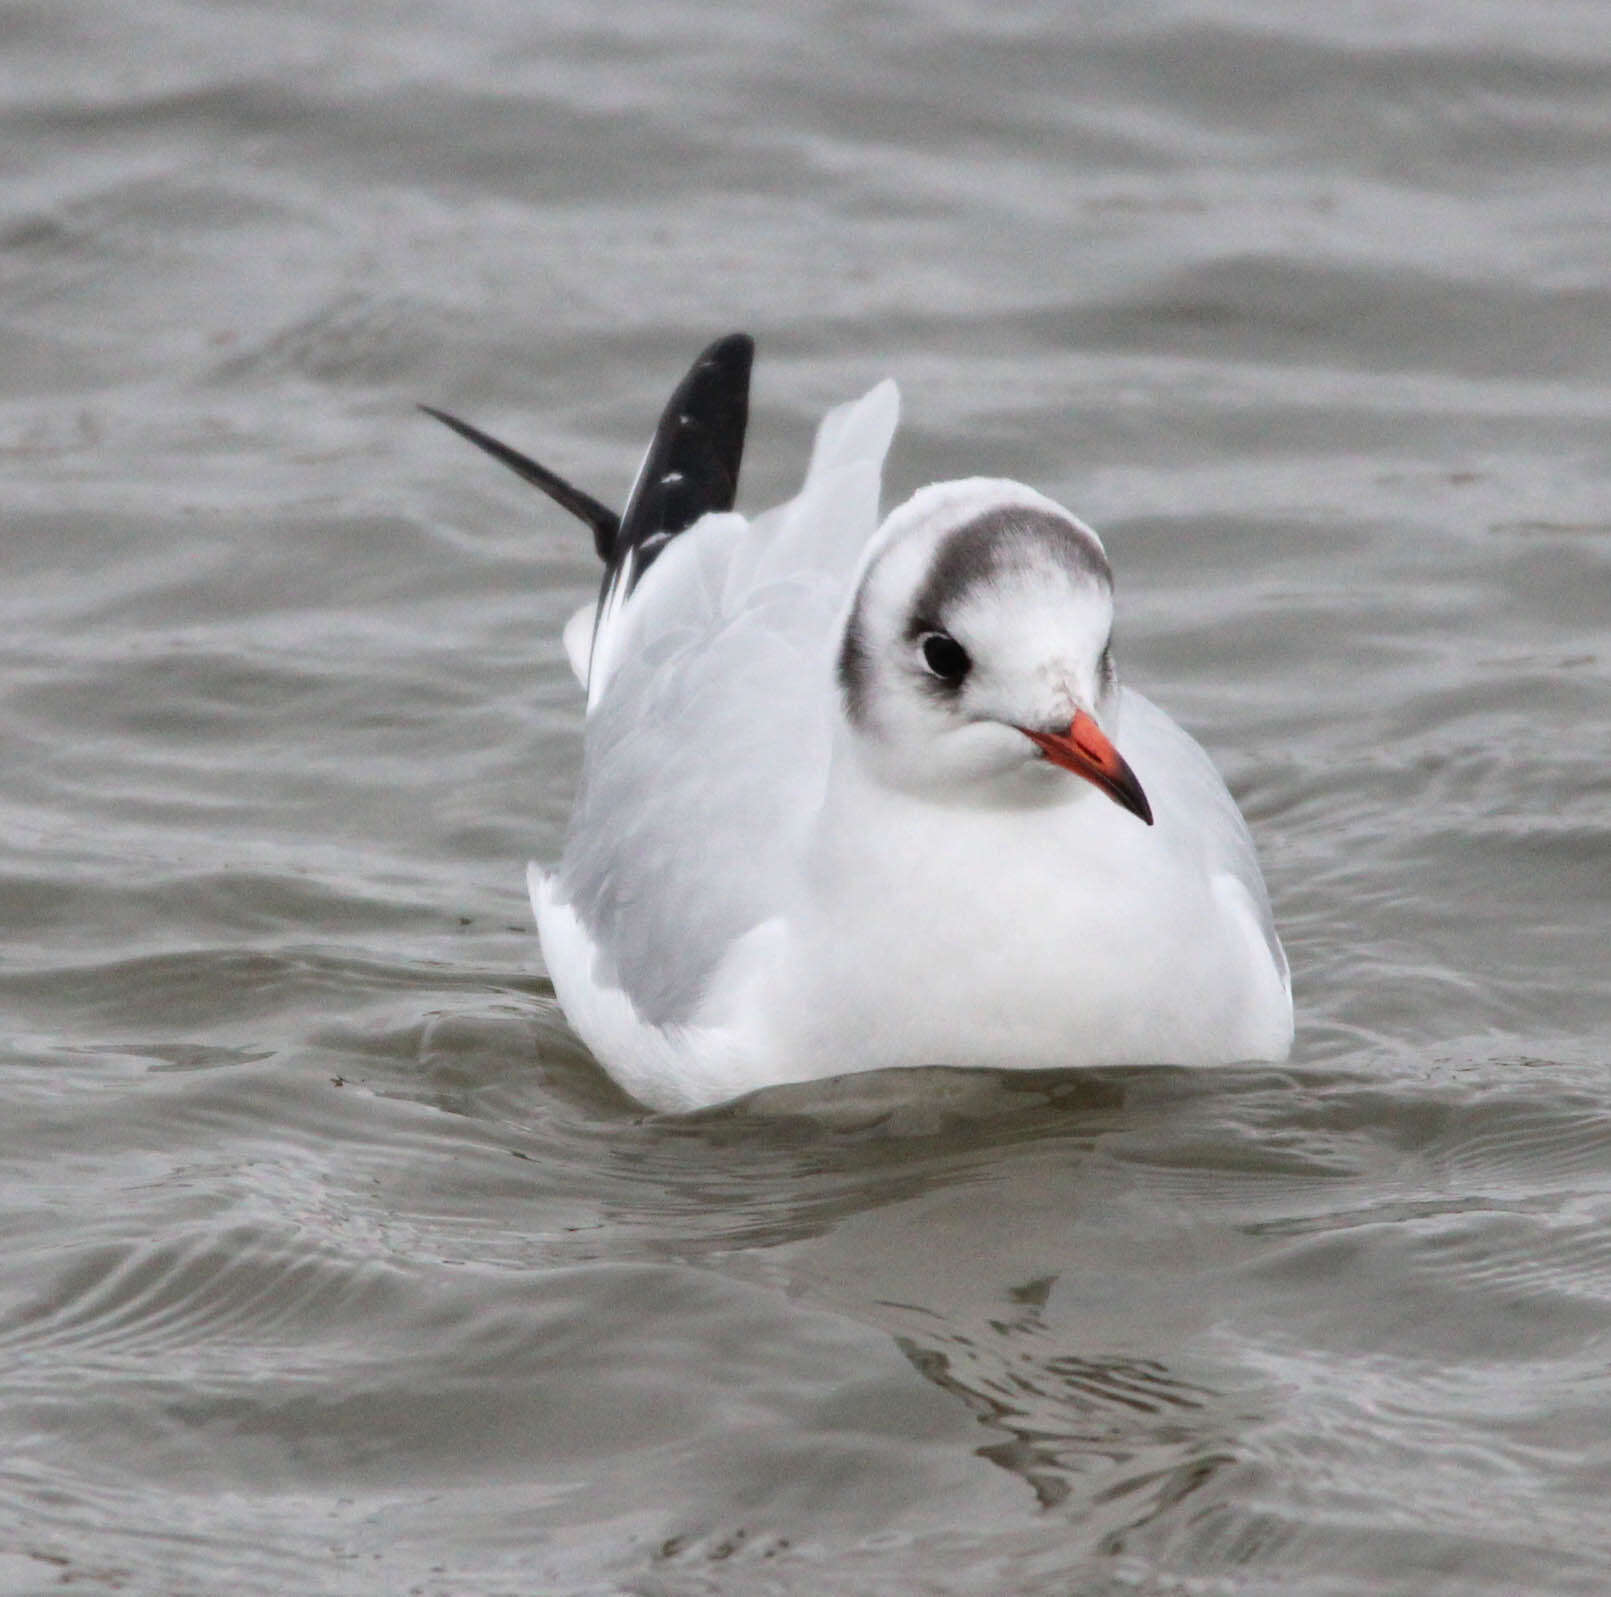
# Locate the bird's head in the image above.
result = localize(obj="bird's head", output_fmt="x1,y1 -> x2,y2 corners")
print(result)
836,479 -> 1151,823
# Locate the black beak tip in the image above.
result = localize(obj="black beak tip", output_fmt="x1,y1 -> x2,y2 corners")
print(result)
1110,765 -> 1154,827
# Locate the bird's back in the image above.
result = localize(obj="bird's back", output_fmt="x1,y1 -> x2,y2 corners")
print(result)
546,381 -> 902,1027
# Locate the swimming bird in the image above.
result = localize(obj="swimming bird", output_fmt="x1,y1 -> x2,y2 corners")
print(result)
424,334 -> 1293,1111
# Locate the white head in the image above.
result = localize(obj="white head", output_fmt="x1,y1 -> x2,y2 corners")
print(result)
836,479 -> 1152,822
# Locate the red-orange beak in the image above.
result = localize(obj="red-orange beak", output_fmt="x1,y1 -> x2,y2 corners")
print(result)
1020,709 -> 1153,826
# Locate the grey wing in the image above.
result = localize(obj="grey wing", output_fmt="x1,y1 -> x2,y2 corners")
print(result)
550,377 -> 900,1027
557,580 -> 838,1025
1119,688 -> 1288,985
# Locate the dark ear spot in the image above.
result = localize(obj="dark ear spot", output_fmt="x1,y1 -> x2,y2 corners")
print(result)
837,597 -> 871,725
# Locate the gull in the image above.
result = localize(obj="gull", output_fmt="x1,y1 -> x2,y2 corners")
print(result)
424,334 -> 1293,1112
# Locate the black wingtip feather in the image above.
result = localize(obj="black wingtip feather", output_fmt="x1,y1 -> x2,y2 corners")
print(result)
607,332 -> 753,593
417,403 -> 620,558
418,331 -> 754,592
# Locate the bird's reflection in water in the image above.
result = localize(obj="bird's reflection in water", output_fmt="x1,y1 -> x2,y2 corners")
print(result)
587,1064 -> 1280,1548
696,1068 -> 1275,1545
889,1274 -> 1237,1540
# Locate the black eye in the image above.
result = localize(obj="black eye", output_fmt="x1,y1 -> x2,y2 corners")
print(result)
920,631 -> 971,684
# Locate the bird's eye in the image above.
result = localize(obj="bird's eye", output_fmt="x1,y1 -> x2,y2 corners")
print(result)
919,631 -> 971,684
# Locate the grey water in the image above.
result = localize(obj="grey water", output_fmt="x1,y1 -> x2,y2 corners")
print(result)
3,2 -> 1610,1592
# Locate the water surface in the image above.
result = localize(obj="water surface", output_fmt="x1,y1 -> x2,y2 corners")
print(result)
3,2 -> 1610,1592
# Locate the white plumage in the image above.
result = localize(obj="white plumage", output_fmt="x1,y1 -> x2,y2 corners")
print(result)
505,363 -> 1292,1112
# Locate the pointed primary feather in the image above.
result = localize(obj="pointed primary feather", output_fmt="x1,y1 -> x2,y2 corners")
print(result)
421,336 -> 754,709
586,332 -> 753,709
417,404 -> 619,557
